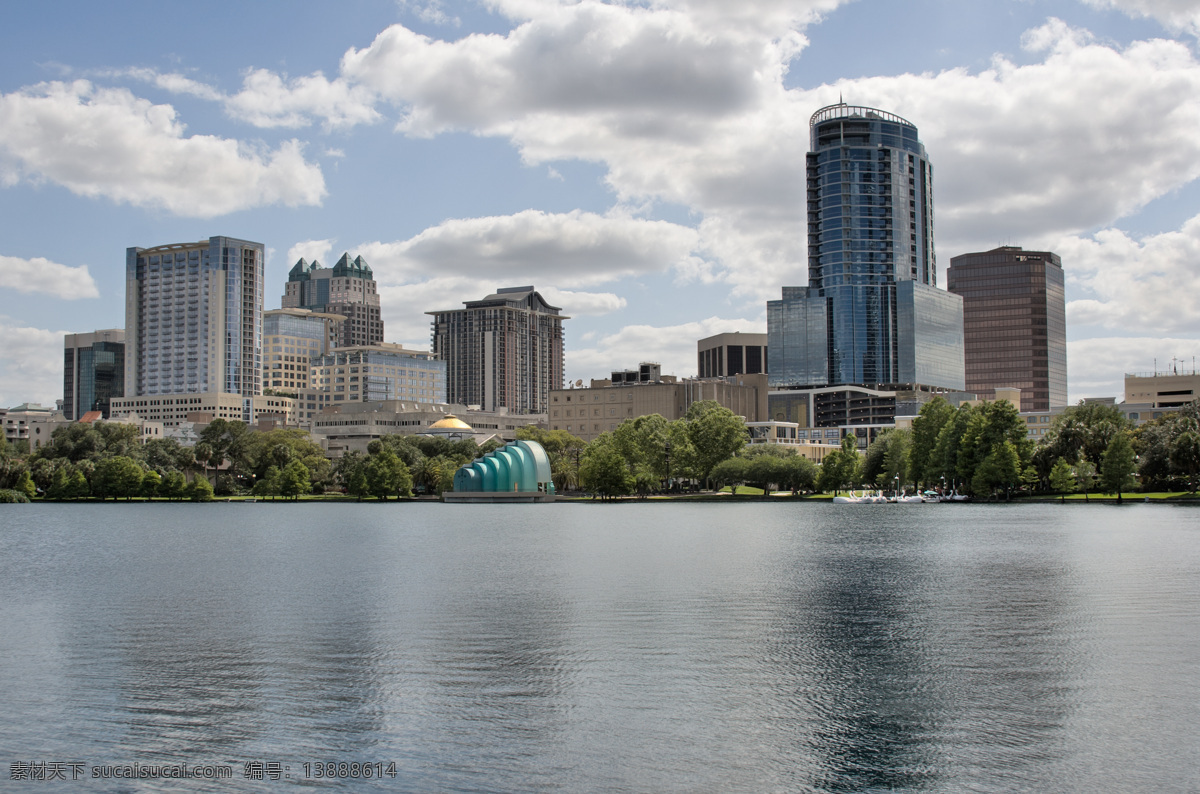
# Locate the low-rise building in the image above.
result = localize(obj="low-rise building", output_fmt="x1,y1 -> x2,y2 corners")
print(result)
548,370 -> 768,443
110,392 -> 296,427
1125,368 -> 1199,408
309,400 -> 545,456
4,403 -> 60,443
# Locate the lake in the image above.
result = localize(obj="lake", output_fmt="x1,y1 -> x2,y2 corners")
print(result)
1,502 -> 1197,792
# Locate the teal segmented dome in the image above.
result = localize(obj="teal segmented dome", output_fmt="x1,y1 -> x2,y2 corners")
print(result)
452,440 -> 554,494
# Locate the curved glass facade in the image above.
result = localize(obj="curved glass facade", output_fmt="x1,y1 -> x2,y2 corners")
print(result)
769,104 -> 964,391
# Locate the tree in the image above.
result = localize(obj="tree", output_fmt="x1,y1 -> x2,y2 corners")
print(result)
140,469 -> 162,499
883,430 -> 911,493
252,466 -> 282,499
908,397 -> 955,487
1169,430 -> 1200,493
365,447 -> 412,500
958,400 -> 1032,494
971,440 -> 1022,500
683,401 -> 748,488
745,452 -> 790,494
142,437 -> 195,475
781,454 -> 819,495
14,469 -> 36,500
1043,401 -> 1131,469
93,456 -> 145,501
279,460 -> 312,500
46,466 -> 73,501
1101,431 -> 1138,503
158,470 -> 187,500
579,435 -> 634,499
249,429 -> 331,492
710,457 -> 751,494
517,426 -> 585,492
1073,460 -> 1097,502
188,476 -> 215,502
1048,457 -> 1076,503
819,435 -> 862,495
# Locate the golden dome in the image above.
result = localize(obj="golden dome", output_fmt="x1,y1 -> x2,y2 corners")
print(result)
428,414 -> 473,431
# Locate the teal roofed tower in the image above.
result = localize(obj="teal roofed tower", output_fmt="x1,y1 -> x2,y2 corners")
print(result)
287,257 -> 320,281
332,252 -> 372,278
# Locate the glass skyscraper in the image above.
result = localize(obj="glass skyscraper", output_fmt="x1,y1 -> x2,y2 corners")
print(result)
125,236 -> 264,398
769,104 -> 964,391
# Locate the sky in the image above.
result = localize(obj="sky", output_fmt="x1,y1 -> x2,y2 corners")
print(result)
3,0 -> 1200,409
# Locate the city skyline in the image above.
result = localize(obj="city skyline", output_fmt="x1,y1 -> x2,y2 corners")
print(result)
2,0 -> 1200,407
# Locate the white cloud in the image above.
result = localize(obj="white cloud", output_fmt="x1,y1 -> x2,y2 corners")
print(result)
808,20 -> 1200,257
358,209 -> 703,285
568,315 -> 764,381
0,80 -> 326,217
286,239 -> 337,267
341,5 -> 782,136
0,318 -> 70,408
1067,336 -> 1199,401
538,287 -> 626,316
118,67 -> 225,101
1056,212 -> 1200,334
400,0 -> 462,26
0,255 -> 99,300
324,12 -> 1200,301
224,69 -> 381,130
1081,0 -> 1200,35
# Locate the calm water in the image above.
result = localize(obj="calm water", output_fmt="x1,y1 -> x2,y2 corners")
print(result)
1,502 -> 1198,792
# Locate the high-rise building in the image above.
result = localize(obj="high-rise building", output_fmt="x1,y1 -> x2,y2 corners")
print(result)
283,253 -> 383,348
63,329 -> 125,419
769,104 -> 964,393
698,332 -> 767,378
947,246 -> 1067,412
125,236 -> 264,398
428,286 -> 567,415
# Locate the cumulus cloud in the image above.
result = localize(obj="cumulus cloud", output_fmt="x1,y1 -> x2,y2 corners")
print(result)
321,11 -> 1200,299
358,210 -> 701,346
358,209 -> 703,285
0,255 -> 99,300
224,69 -> 381,129
538,287 -> 626,316
340,5 -> 781,136
1067,336 -> 1200,401
286,238 -> 337,267
0,80 -> 326,217
1055,212 -> 1200,334
568,316 -> 765,381
0,318 -> 71,408
800,20 -> 1200,258
1081,0 -> 1200,35
400,0 -> 462,26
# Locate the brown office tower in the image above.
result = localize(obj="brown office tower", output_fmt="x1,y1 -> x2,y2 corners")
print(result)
428,287 -> 567,415
947,246 -> 1067,412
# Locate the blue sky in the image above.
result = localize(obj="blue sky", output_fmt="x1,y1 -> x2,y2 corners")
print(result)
3,0 -> 1200,408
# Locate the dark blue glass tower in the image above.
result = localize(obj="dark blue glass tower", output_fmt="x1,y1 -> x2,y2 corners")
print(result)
769,104 -> 964,391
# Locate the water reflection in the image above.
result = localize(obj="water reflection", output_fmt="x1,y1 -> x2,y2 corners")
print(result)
0,503 -> 1197,792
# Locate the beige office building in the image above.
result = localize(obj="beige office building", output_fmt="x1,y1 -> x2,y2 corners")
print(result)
697,332 -> 768,378
1125,368 -> 1199,408
309,400 -> 545,456
548,373 -> 767,443
111,392 -> 296,427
